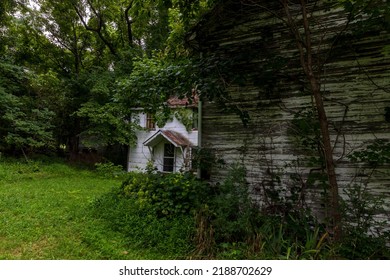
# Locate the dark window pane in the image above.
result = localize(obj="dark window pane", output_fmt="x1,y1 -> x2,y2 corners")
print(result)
164,143 -> 175,157
163,158 -> 174,172
163,143 -> 175,172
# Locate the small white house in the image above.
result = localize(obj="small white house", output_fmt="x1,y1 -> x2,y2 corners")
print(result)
127,97 -> 199,173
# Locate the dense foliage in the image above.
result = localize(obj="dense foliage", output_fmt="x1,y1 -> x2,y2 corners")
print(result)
1,157 -> 388,259
0,0 -> 216,158
120,171 -> 211,217
89,163 -> 390,259
0,61 -> 55,158
91,171 -> 210,257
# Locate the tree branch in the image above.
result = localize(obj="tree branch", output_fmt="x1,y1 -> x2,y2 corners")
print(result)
72,1 -> 117,56
124,0 -> 135,46
282,0 -> 310,76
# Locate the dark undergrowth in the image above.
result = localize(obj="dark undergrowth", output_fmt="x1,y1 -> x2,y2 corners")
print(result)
91,164 -> 390,259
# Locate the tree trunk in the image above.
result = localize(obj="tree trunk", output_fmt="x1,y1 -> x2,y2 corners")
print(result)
282,0 -> 341,240
309,74 -> 341,241
125,1 -> 134,46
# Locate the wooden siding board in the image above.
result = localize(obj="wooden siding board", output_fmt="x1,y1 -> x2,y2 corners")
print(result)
195,0 -> 390,222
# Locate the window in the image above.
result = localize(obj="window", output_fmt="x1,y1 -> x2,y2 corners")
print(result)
146,113 -> 155,130
163,143 -> 175,172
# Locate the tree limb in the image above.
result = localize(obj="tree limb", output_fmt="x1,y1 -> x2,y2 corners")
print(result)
72,1 -> 117,56
124,0 -> 135,46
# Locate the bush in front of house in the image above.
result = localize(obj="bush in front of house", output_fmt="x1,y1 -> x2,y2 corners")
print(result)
337,183 -> 390,259
91,171 -> 212,258
192,164 -> 333,259
91,167 -> 332,259
120,171 -> 212,218
91,186 -> 195,258
91,165 -> 390,259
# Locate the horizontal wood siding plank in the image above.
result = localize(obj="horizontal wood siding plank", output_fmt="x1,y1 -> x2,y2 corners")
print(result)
195,0 -> 390,222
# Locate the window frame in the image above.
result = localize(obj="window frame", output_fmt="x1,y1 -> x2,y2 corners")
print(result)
163,143 -> 175,172
146,113 -> 156,130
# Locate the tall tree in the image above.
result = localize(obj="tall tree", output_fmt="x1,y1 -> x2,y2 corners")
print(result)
280,0 -> 341,239
0,57 -> 55,159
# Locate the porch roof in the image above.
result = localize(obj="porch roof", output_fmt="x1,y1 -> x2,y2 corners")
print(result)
143,129 -> 193,148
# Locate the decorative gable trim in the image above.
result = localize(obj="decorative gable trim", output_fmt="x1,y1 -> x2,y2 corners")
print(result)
143,129 -> 193,148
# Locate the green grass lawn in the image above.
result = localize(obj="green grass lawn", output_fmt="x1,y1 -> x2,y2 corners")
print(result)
0,158 -> 160,259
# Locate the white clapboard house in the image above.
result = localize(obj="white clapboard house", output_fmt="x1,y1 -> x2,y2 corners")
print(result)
127,96 -> 199,173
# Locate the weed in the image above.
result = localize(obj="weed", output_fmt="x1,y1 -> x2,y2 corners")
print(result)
95,161 -> 126,179
338,183 -> 390,259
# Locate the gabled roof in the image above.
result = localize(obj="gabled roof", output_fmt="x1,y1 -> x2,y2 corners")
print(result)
143,129 -> 193,147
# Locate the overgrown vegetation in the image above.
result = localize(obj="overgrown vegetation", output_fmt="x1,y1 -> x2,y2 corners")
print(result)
339,183 -> 390,259
1,156 -> 388,259
94,161 -> 126,179
89,163 -> 390,259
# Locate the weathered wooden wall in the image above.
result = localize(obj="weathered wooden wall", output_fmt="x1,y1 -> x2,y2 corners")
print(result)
193,0 -> 390,220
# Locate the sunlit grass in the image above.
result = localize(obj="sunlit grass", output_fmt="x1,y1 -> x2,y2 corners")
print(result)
0,158 -> 162,259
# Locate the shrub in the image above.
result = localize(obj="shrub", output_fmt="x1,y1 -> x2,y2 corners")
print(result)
210,164 -> 255,242
192,163 -> 335,259
120,171 -> 211,218
90,171 -> 211,258
193,164 -> 266,258
338,184 -> 390,259
93,163 -> 390,259
95,161 -> 125,178
91,186 -> 196,258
